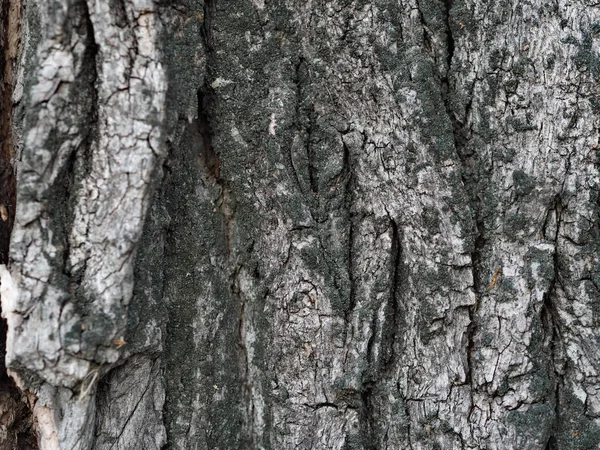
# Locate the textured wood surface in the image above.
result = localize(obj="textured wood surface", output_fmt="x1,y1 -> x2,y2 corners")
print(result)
2,0 -> 600,449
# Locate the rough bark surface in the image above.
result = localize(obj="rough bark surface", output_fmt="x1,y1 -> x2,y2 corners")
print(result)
2,0 -> 600,449
0,0 -> 36,448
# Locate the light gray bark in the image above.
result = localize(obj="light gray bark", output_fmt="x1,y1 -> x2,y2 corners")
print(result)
2,0 -> 600,449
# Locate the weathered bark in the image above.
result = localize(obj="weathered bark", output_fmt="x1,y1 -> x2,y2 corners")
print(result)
1,0 -> 600,449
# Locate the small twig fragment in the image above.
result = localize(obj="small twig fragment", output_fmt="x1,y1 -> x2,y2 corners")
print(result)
487,267 -> 502,291
113,339 -> 127,348
78,369 -> 99,403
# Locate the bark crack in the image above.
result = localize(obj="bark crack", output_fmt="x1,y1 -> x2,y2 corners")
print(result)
65,0 -> 98,288
441,0 -> 481,430
360,381 -> 377,450
106,360 -> 156,450
232,264 -> 258,449
359,211 -> 402,449
382,214 -> 402,374
196,85 -> 220,183
0,0 -> 16,263
444,0 -> 454,71
200,0 -> 216,52
342,135 -> 356,318
541,194 -> 564,448
0,0 -> 36,448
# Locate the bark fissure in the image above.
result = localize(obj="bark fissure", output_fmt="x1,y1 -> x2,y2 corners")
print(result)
346,216 -> 356,315
404,397 -> 414,450
359,212 -> 402,449
199,51 -> 254,448
360,382 -> 377,450
196,86 -> 220,182
443,0 -> 454,70
303,401 -> 338,410
0,0 -> 16,262
414,1 -> 432,54
541,194 -> 564,447
342,138 -> 356,317
233,267 -> 253,441
383,216 -> 402,374
306,109 -> 318,197
200,0 -> 216,52
288,57 -> 307,197
440,0 -> 481,424
465,220 -> 484,390
0,0 -> 35,447
106,362 -> 155,450
64,0 -> 99,294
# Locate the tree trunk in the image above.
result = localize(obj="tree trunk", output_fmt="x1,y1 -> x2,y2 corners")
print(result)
1,0 -> 600,448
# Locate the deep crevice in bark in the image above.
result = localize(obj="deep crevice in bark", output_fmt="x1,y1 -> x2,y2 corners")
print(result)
200,0 -> 216,52
303,401 -> 339,412
545,435 -> 558,450
414,2 -> 432,55
197,82 -> 246,427
382,216 -> 402,374
359,214 -> 402,449
288,57 -> 308,198
465,218 -> 485,384
441,0 -> 481,419
50,0 -> 100,387
443,0 -> 454,70
196,85 -> 220,183
198,17 -> 254,445
359,381 -> 377,450
0,0 -> 36,448
403,396 -> 414,450
541,194 -> 564,446
346,214 -> 356,315
306,108 -> 318,197
0,0 -> 16,264
232,265 -> 252,442
63,0 -> 98,292
342,136 -> 356,318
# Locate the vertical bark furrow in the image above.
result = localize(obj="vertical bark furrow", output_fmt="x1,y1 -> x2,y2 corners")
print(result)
0,2 -> 36,448
381,216 -> 401,374
157,4 -> 252,449
448,1 -> 600,447
200,0 -> 215,53
0,0 -> 16,264
2,0 -> 167,447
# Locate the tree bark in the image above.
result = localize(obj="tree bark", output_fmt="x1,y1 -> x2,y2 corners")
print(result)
1,0 -> 600,449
